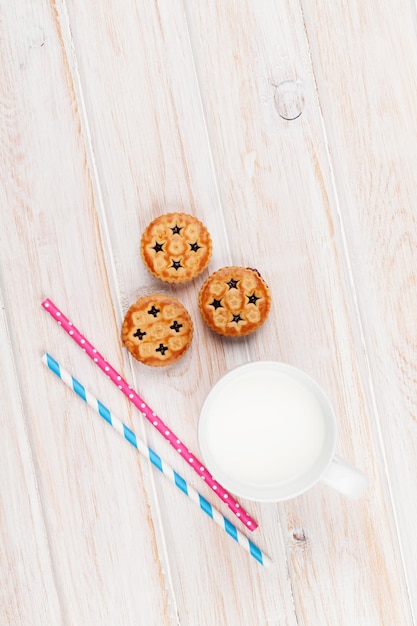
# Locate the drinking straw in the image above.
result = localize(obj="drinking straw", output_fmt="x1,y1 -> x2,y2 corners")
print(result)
42,353 -> 270,566
42,298 -> 258,531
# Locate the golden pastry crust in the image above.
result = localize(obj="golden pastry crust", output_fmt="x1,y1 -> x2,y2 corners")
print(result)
140,213 -> 212,284
198,266 -> 271,337
122,294 -> 193,366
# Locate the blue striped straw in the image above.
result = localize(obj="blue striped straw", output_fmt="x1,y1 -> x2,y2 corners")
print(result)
42,353 -> 271,567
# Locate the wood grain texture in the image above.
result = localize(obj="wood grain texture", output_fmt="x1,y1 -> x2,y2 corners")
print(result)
184,3 -> 413,624
302,0 -> 417,619
0,296 -> 63,625
1,0 -> 416,624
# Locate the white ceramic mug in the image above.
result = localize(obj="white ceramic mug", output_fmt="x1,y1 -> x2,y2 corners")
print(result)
198,361 -> 368,502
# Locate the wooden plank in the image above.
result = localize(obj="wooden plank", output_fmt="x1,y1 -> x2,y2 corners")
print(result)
302,0 -> 417,617
0,295 -> 63,625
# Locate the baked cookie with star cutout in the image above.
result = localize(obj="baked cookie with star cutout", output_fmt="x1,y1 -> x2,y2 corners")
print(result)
140,213 -> 212,284
122,294 -> 193,366
198,266 -> 271,337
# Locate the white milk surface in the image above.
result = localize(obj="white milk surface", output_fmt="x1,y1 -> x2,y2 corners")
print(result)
202,370 -> 327,486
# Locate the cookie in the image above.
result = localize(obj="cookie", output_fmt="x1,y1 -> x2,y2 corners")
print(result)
140,212 -> 212,284
198,266 -> 271,337
122,294 -> 193,366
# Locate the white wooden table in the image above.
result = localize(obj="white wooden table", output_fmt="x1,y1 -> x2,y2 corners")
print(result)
1,2 -> 417,624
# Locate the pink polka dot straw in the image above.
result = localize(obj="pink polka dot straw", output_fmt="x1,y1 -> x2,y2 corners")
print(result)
42,298 -> 258,531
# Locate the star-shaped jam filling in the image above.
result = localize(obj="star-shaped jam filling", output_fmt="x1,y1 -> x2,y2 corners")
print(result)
170,320 -> 183,333
231,313 -> 243,324
147,305 -> 160,317
189,241 -> 201,252
133,328 -> 146,340
171,259 -> 183,271
152,241 -> 164,254
247,293 -> 260,305
171,224 -> 183,235
209,299 -> 223,310
156,343 -> 168,355
227,278 -> 239,290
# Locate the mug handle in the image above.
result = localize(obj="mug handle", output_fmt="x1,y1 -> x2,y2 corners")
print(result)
320,455 -> 368,499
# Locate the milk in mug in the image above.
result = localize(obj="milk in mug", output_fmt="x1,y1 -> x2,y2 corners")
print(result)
198,361 -> 339,501
199,361 -> 368,502
204,371 -> 327,484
